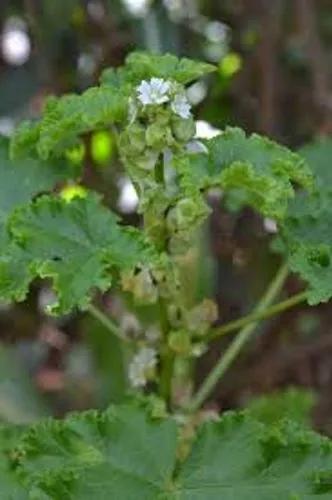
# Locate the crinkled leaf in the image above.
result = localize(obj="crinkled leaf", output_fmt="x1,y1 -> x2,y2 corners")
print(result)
16,402 -> 332,499
0,193 -> 155,314
300,138 -> 332,195
12,52 -> 213,160
246,387 -> 315,427
9,120 -> 41,159
177,127 -> 313,220
18,402 -> 178,500
279,139 -> 332,304
101,51 -> 215,87
279,192 -> 332,304
0,425 -> 29,499
177,412 -> 332,499
11,86 -> 128,160
0,136 -> 73,249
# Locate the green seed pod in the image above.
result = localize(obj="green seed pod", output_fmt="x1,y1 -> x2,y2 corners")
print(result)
121,267 -> 158,304
185,299 -> 218,335
167,197 -> 204,232
135,150 -> 159,171
168,329 -> 191,355
171,116 -> 196,143
120,124 -> 146,155
155,109 -> 171,126
145,123 -> 170,149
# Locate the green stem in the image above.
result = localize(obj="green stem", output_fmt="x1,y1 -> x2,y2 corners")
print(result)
159,349 -> 175,401
158,296 -> 174,403
87,304 -> 129,343
187,263 -> 291,413
206,291 -> 307,342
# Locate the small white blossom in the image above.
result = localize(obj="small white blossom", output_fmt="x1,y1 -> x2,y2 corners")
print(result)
136,78 -> 171,105
128,346 -> 157,388
195,120 -> 221,139
171,94 -> 192,119
145,325 -> 161,343
119,312 -> 141,337
264,217 -> 278,234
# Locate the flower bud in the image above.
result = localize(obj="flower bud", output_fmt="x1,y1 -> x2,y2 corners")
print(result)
168,329 -> 191,355
145,123 -> 171,150
121,267 -> 158,304
167,197 -> 202,232
171,116 -> 196,143
135,151 -> 159,171
185,299 -> 218,335
119,124 -> 146,155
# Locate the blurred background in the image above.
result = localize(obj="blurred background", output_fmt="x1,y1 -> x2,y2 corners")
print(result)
0,0 -> 331,432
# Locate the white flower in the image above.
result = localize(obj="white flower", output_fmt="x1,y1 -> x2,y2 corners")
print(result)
119,312 -> 141,337
128,346 -> 157,388
263,217 -> 278,234
195,120 -> 221,139
136,78 -> 171,105
171,94 -> 192,119
145,325 -> 161,342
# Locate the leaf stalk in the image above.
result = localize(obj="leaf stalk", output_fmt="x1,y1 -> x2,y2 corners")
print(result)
87,304 -> 129,343
187,263 -> 303,412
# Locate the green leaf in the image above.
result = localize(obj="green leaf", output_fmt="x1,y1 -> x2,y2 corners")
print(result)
300,138 -> 332,195
9,120 -> 41,159
0,425 -> 29,499
11,86 -> 128,160
0,193 -> 156,314
279,194 -> 332,304
246,387 -> 315,426
124,51 -> 216,84
0,136 -> 72,249
101,51 -> 216,87
177,412 -> 332,499
16,403 -> 332,499
278,138 -> 332,304
178,127 -> 313,220
18,402 -> 178,499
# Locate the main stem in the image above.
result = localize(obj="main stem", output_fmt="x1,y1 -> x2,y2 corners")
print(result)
144,157 -> 175,404
187,263 -> 290,413
158,295 -> 174,402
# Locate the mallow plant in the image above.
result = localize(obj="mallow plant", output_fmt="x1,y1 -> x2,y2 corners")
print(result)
0,52 -> 332,498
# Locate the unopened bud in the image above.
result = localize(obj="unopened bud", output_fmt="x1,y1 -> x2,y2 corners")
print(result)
171,116 -> 196,143
168,329 -> 191,355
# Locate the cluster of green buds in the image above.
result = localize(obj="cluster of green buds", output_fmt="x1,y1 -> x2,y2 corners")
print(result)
167,299 -> 218,357
118,77 -> 196,179
166,195 -> 211,254
121,265 -> 159,304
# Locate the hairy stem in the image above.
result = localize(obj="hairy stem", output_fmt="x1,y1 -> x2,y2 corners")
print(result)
187,263 -> 291,413
206,291 -> 307,341
158,296 -> 174,404
159,349 -> 175,402
87,304 -> 128,343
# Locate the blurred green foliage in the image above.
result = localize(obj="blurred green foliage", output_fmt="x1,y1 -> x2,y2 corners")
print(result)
246,387 -> 316,427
